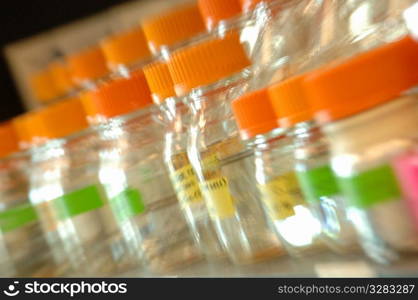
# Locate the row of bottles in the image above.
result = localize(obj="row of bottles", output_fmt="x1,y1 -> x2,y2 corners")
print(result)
0,0 -> 417,276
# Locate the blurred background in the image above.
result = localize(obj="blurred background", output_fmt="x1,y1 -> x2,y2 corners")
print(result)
0,0 -> 178,122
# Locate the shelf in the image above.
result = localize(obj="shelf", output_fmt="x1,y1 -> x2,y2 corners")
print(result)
119,252 -> 418,278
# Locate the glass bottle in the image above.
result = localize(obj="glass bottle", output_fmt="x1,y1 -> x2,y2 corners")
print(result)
141,5 -> 234,260
28,98 -> 133,276
268,75 -> 358,253
0,124 -> 60,277
89,72 -> 201,273
167,31 -> 283,264
99,21 -> 204,271
304,36 -> 418,263
232,88 -> 324,256
251,0 -> 416,88
143,61 -> 224,260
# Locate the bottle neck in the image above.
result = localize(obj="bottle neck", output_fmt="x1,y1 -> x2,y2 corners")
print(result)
288,120 -> 321,145
183,68 -> 252,116
31,127 -> 98,164
249,120 -> 320,156
111,56 -> 155,79
248,127 -> 289,151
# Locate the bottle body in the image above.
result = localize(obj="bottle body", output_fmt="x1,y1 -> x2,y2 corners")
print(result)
254,130 -> 325,256
98,107 -> 201,273
162,97 -> 224,260
0,153 -> 57,276
324,94 -> 418,263
29,131 -> 133,276
292,123 -> 358,253
187,72 -> 283,264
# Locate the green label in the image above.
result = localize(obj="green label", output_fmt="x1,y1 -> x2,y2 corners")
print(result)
0,203 -> 38,233
54,185 -> 106,219
337,164 -> 402,208
110,188 -> 145,222
297,164 -> 340,203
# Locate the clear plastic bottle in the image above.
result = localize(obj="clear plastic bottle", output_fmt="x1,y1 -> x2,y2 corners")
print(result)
0,123 -> 59,276
143,61 -> 224,260
142,0 -> 266,66
141,4 -> 230,260
304,36 -> 418,263
167,31 -> 283,264
89,72 -> 201,273
13,111 -> 70,270
28,98 -> 133,276
267,74 -> 358,253
232,88 -> 324,256
250,0 -> 417,89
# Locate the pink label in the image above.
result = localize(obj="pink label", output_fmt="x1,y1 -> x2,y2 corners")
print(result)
392,153 -> 418,229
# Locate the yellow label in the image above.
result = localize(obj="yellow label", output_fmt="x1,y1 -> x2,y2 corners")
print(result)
258,172 -> 304,220
201,177 -> 236,219
202,154 -> 220,170
170,164 -> 203,206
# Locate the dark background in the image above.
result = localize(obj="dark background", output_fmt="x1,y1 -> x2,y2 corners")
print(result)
0,0 -> 132,122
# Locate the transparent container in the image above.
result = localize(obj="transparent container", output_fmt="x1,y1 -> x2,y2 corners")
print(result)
162,95 -> 225,259
304,36 -> 418,263
186,73 -> 283,264
28,100 -> 134,276
252,0 -> 417,86
29,130 -> 134,276
252,128 -> 324,256
164,19 -> 284,264
97,106 -> 201,273
141,1 -> 268,262
231,88 -> 325,257
326,96 -> 418,263
0,151 -> 60,277
267,75 -> 358,253
142,60 -> 225,260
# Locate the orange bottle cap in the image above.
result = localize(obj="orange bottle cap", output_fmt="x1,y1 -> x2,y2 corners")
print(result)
142,3 -> 206,53
79,90 -> 101,125
67,46 -> 109,82
0,122 -> 19,158
268,74 -> 312,128
90,71 -> 153,119
232,88 -> 278,139
48,61 -> 74,95
29,69 -> 61,103
305,36 -> 418,123
12,113 -> 35,149
168,32 -> 251,95
101,26 -> 151,68
143,61 -> 176,103
23,110 -> 47,144
198,0 -> 242,29
34,98 -> 89,140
